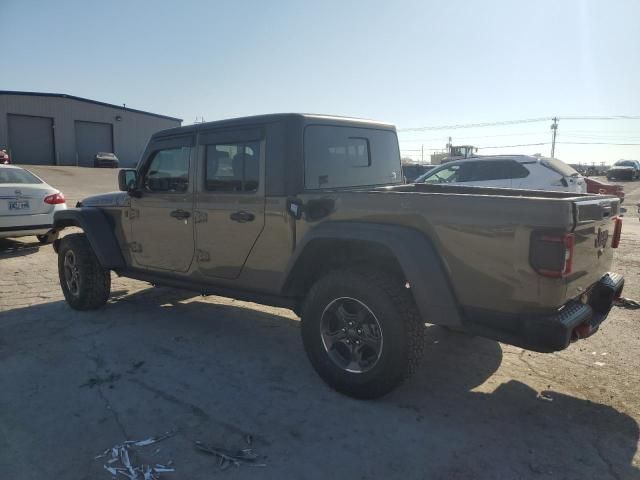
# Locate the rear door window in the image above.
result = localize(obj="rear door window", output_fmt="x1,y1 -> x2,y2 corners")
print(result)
205,141 -> 260,193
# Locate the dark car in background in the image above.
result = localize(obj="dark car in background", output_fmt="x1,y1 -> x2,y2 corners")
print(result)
585,177 -> 625,203
94,152 -> 119,168
606,159 -> 640,181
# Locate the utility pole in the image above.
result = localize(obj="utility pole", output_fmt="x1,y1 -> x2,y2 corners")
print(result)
421,144 -> 424,163
550,117 -> 559,158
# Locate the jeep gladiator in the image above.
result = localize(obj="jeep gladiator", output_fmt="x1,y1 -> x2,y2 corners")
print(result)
51,114 -> 624,398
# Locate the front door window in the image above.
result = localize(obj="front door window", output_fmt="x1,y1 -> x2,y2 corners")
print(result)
144,147 -> 190,193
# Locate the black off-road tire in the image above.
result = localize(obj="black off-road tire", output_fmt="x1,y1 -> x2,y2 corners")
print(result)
301,268 -> 425,399
57,233 -> 111,310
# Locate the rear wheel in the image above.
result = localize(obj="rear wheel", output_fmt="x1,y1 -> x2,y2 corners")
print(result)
301,268 -> 424,399
57,233 -> 111,310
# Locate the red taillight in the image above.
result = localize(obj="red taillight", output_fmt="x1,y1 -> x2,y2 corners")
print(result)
44,192 -> 66,205
531,232 -> 575,278
611,217 -> 622,249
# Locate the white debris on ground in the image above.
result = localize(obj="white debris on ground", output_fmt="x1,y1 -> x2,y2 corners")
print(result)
96,432 -> 176,479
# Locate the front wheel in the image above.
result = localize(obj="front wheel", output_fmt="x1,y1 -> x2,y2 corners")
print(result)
57,233 -> 111,310
301,268 -> 424,399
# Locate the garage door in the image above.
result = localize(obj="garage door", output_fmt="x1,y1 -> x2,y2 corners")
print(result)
7,114 -> 55,165
75,121 -> 113,167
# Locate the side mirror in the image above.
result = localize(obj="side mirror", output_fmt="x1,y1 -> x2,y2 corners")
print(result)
118,169 -> 139,194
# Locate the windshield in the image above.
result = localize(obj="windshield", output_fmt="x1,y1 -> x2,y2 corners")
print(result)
417,164 -> 461,183
614,160 -> 635,167
0,167 -> 43,184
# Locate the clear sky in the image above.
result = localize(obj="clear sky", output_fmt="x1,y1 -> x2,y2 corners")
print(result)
2,0 -> 639,164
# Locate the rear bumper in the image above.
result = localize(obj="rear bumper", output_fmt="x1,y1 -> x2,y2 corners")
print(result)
0,224 -> 51,238
0,207 -> 65,238
94,160 -> 119,168
464,272 -> 624,352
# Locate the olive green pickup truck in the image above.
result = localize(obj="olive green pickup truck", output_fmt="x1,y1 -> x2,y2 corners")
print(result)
51,114 -> 624,398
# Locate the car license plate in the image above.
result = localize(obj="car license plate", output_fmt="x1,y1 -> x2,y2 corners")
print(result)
8,200 -> 30,210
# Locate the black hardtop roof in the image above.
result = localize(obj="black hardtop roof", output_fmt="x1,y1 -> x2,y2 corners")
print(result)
152,113 -> 396,139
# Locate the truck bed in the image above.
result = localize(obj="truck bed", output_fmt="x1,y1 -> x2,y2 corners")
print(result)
297,183 -> 620,316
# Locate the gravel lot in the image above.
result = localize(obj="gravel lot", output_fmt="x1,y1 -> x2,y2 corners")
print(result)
1,166 -> 639,480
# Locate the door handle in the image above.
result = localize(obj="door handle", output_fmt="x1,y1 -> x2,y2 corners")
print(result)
170,209 -> 191,220
230,211 -> 255,223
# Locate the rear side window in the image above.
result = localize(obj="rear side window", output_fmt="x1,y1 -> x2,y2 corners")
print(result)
542,157 -> 579,177
304,126 -> 401,189
0,168 -> 42,184
205,141 -> 260,193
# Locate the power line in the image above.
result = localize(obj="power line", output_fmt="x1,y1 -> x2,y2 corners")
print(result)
398,115 -> 640,132
558,141 -> 640,146
474,141 -> 640,150
560,129 -> 640,135
400,148 -> 443,152
398,131 -> 549,142
477,142 -> 549,150
399,117 -> 551,132
558,115 -> 640,121
401,133 -> 640,146
560,135 -> 640,141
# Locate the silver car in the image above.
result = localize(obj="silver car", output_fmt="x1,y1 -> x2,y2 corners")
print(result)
0,165 -> 67,243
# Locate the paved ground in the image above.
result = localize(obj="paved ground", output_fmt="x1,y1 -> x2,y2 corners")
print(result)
1,166 -> 639,480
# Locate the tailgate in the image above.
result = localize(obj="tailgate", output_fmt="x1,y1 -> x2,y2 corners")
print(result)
567,196 -> 620,299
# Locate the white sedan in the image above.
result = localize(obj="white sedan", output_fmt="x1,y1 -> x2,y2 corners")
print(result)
415,155 -> 586,193
0,165 -> 67,243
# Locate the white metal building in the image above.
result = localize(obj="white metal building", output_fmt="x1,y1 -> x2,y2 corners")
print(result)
0,91 -> 182,167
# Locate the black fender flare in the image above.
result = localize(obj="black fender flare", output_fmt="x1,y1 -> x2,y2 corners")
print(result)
282,222 -> 463,327
52,208 -> 126,269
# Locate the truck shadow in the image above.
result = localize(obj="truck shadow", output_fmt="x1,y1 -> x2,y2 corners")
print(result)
1,287 -> 638,479
0,237 -> 41,258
